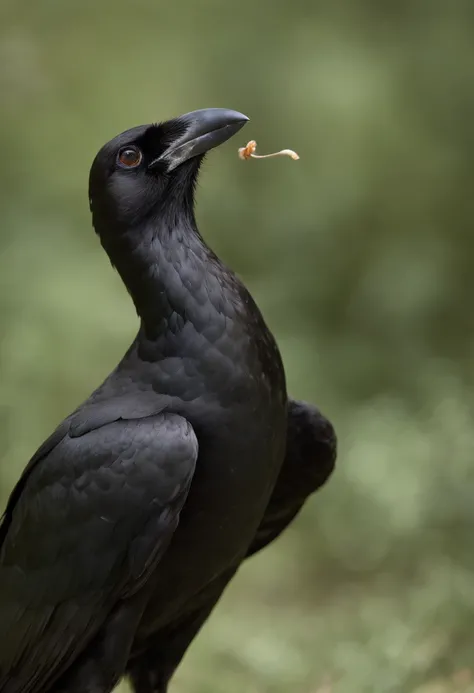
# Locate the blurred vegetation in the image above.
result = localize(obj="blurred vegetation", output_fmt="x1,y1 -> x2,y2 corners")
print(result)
1,1 -> 474,691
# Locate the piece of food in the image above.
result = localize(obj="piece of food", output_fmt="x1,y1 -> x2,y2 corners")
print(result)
238,139 -> 300,161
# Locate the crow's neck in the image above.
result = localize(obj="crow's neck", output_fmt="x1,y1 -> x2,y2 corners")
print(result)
97,213 -> 237,341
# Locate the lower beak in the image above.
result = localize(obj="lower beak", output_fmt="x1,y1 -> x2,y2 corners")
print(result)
152,108 -> 249,171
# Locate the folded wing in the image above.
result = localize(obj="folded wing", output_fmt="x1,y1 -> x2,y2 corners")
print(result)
0,411 -> 197,693
247,398 -> 336,556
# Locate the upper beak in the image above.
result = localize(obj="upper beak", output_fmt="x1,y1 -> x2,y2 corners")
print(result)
151,108 -> 249,171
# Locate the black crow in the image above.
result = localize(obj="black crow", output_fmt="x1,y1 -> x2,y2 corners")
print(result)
0,109 -> 336,693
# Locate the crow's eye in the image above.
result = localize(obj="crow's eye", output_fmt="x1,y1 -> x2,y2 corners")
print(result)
117,147 -> 142,169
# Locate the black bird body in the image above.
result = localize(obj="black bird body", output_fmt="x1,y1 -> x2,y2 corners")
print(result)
89,240 -> 288,628
0,109 -> 336,693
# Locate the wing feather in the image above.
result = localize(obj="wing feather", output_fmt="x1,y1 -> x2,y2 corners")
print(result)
0,412 -> 197,693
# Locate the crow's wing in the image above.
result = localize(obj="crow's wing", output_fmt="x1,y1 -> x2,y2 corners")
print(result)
0,391 -> 169,549
0,411 -> 197,693
247,398 -> 336,557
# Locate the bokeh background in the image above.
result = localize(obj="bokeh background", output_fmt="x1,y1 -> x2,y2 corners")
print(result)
1,1 -> 474,691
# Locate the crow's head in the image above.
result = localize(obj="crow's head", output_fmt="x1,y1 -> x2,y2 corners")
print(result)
89,108 -> 248,230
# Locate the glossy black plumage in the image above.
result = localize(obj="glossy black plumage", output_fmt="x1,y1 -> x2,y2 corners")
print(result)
0,108 -> 336,693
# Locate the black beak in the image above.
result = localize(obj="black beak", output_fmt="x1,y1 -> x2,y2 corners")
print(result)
151,108 -> 249,171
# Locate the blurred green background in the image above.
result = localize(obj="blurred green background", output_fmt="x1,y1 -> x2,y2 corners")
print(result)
1,1 -> 474,691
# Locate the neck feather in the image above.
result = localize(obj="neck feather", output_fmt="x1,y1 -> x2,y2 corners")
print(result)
96,211 -> 241,341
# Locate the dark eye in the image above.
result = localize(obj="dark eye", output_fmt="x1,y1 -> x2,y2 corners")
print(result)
117,146 -> 142,168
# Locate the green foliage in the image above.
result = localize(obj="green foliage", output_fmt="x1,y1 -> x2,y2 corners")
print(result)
1,1 -> 474,690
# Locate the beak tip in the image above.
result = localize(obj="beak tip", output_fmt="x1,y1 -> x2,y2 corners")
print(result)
227,110 -> 249,125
